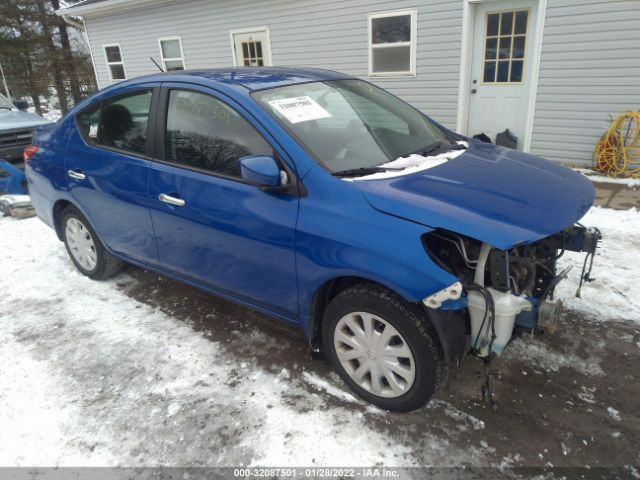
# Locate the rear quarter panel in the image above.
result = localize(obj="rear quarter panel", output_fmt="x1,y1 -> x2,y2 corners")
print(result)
26,120 -> 72,229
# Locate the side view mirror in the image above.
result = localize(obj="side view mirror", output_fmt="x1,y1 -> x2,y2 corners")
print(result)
240,155 -> 284,187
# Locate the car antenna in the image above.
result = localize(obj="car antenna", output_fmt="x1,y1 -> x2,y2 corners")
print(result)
150,57 -> 165,72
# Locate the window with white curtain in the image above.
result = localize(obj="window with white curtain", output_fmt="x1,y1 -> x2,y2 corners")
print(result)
104,44 -> 126,81
159,37 -> 185,71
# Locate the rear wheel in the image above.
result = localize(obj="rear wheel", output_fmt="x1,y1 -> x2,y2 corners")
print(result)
61,206 -> 122,280
322,284 -> 443,412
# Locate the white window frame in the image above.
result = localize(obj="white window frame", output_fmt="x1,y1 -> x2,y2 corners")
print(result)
368,9 -> 417,77
228,26 -> 273,67
158,36 -> 186,71
103,43 -> 127,81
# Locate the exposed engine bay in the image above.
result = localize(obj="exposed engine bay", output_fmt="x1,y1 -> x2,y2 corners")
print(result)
423,224 -> 602,357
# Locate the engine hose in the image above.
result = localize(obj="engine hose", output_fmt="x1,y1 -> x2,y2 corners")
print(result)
594,111 -> 640,178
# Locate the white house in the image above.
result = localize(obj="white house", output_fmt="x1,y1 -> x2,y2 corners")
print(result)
57,0 -> 640,166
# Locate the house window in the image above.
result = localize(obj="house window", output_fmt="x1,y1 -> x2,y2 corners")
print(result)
368,9 -> 417,76
482,10 -> 529,84
104,44 -> 126,81
159,37 -> 185,71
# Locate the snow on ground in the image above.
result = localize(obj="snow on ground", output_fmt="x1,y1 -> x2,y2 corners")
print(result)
0,204 -> 638,467
556,207 -> 640,323
0,215 -> 458,467
574,168 -> 640,187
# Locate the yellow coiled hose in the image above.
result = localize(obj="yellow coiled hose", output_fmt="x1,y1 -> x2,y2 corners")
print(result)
594,111 -> 640,178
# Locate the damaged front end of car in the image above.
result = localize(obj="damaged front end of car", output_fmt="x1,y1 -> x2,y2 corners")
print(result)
422,224 -> 602,357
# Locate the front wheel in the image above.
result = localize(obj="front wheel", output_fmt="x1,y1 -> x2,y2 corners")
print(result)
322,285 -> 444,412
61,205 -> 122,280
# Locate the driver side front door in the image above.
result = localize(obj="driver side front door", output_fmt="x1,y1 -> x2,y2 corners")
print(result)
148,85 -> 299,320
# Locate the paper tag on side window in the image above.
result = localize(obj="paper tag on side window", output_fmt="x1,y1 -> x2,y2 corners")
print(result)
268,96 -> 331,124
88,124 -> 98,138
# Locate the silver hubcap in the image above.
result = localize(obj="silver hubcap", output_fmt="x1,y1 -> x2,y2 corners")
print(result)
65,217 -> 97,271
334,312 -> 416,398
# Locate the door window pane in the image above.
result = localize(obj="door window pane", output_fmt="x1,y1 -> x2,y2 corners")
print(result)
483,61 -> 496,83
485,38 -> 497,60
510,60 -> 523,82
482,9 -> 528,83
500,12 -> 514,35
165,90 -> 272,178
498,37 -> 512,59
512,36 -> 526,59
99,90 -> 152,155
240,41 -> 264,67
514,11 -> 528,34
497,60 -> 510,82
486,13 -> 499,36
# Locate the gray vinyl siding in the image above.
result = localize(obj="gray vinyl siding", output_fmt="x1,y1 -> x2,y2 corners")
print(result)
529,0 -> 640,166
83,0 -> 463,129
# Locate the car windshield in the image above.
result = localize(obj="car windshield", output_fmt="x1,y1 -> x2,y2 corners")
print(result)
0,95 -> 14,110
253,79 -> 458,173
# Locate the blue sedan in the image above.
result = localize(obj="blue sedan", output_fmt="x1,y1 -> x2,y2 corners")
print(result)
24,68 -> 598,411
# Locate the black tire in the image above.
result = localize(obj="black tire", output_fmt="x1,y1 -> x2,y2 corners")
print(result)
61,205 -> 122,280
322,284 -> 444,412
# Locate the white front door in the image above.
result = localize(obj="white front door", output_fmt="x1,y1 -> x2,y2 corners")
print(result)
467,0 -> 538,149
232,30 -> 272,67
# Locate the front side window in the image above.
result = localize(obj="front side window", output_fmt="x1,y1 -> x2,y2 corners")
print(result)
165,90 -> 272,177
368,10 -> 417,76
104,45 -> 126,81
159,38 -> 185,71
254,80 -> 456,173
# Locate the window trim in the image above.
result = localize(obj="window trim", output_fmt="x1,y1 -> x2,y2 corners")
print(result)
367,9 -> 417,77
103,43 -> 127,81
158,36 -> 186,71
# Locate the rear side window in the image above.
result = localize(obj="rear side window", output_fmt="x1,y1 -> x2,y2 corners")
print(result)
76,104 -> 101,143
100,90 -> 153,155
76,90 -> 153,156
165,90 -> 272,178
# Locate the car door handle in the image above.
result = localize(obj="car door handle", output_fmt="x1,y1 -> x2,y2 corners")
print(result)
158,193 -> 186,207
67,169 -> 86,180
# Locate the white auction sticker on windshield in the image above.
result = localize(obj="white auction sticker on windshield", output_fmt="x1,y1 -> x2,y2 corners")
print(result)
268,96 -> 332,124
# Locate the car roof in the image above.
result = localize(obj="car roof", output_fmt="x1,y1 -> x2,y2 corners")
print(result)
128,67 -> 355,92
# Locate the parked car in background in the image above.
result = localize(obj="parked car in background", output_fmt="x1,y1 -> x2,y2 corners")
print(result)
24,68 -> 600,411
0,93 -> 51,163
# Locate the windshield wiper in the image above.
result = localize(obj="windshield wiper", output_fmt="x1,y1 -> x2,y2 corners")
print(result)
331,166 -> 403,178
414,141 -> 466,157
